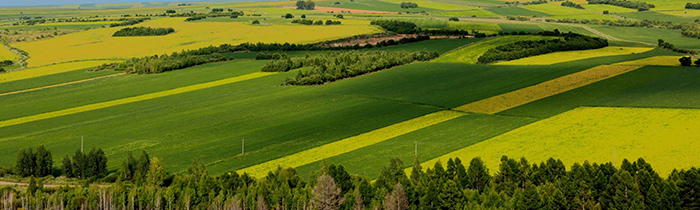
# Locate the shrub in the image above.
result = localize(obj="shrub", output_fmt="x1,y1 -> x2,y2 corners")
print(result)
112,27 -> 175,37
252,20 -> 261,24
449,17 -> 459,21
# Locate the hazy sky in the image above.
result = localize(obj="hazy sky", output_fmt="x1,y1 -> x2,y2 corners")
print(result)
0,0 -> 213,7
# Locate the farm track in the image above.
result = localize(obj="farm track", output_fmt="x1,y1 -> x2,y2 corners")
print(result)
0,73 -> 125,97
0,72 -> 273,128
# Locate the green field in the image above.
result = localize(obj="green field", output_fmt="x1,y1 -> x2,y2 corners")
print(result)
3,0 -> 700,182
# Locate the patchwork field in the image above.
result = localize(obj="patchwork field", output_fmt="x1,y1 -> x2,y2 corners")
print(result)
422,106 -> 700,176
15,17 -> 382,66
495,47 -> 653,65
2,0 -> 700,183
433,36 -> 557,63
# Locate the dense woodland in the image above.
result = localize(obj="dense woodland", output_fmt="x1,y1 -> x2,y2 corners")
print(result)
112,27 -> 175,37
3,144 -> 700,210
478,32 -> 608,63
260,50 -> 439,85
586,0 -> 655,11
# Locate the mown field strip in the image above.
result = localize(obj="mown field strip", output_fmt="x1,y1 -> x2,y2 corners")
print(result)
419,106 -> 700,176
495,47 -> 653,65
238,110 -> 465,177
0,72 -> 273,128
455,65 -> 642,114
0,73 -> 125,97
0,60 -> 117,83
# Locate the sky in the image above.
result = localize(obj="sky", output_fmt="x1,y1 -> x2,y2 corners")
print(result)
0,0 -> 213,7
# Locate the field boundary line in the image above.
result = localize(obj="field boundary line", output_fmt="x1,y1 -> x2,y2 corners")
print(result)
0,72 -> 273,128
0,73 -> 126,97
455,65 -> 643,114
237,110 -> 465,177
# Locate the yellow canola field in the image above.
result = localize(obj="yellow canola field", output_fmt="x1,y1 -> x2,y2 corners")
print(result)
0,47 -> 16,61
238,110 -> 465,178
614,56 -> 681,66
0,60 -> 118,83
421,107 -> 700,176
15,17 -> 382,67
0,72 -> 273,128
495,47 -> 653,65
455,65 -> 641,114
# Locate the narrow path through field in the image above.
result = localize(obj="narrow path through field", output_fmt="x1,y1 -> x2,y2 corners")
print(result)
0,72 -> 273,128
455,65 -> 642,114
0,73 -> 125,97
237,111 -> 465,177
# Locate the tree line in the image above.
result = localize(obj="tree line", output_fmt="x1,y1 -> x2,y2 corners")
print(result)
544,17 -> 700,39
505,0 -> 548,5
478,32 -> 609,63
658,39 -> 697,55
109,18 -> 150,27
0,60 -> 13,67
112,27 -> 175,37
94,35 -> 435,74
261,50 -> 439,85
3,145 -> 700,209
587,0 -> 655,11
292,19 -> 342,25
370,19 -> 488,36
400,2 -> 419,8
296,0 -> 316,10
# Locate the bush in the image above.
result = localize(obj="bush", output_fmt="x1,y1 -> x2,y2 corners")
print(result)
109,18 -> 149,27
166,10 -> 176,13
449,17 -> 459,21
252,20 -> 261,25
686,2 -> 700,9
292,19 -> 314,25
284,13 -> 294,19
561,1 -> 585,9
0,60 -> 12,67
112,27 -> 175,37
680,56 -> 693,66
400,2 -> 418,8
185,16 -> 206,21
325,20 -> 341,25
296,0 -> 316,10
336,14 -> 344,19
603,10 -> 609,14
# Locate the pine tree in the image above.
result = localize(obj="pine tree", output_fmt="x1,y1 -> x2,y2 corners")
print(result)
147,157 -> 166,187
35,145 -> 52,177
383,183 -> 408,210
62,155 -> 73,178
609,170 -> 645,209
467,157 -> 490,193
312,174 -> 344,210
410,157 -> 423,185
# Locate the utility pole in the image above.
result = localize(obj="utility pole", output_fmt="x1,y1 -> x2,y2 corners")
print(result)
414,141 -> 417,158
242,138 -> 245,155
81,136 -> 84,152
613,147 -> 616,167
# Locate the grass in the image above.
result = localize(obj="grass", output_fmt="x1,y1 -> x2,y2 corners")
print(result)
237,110 -> 465,178
430,9 -> 502,17
498,23 -> 543,32
0,60 -> 118,83
0,46 -> 16,61
294,114 -> 537,179
455,65 -> 642,114
381,0 -> 479,10
588,25 -> 700,49
613,56 -> 681,66
499,65 -> 682,118
495,47 -> 653,65
487,6 -> 552,17
0,69 -> 118,95
617,11 -> 697,23
433,36 -> 555,64
660,9 -> 700,17
0,72 -> 273,128
643,0 -> 689,10
14,17 -> 382,66
549,14 -> 619,20
316,0 -> 435,12
423,106 -> 700,176
521,4 -> 592,16
582,4 -> 637,13
447,21 -> 502,31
